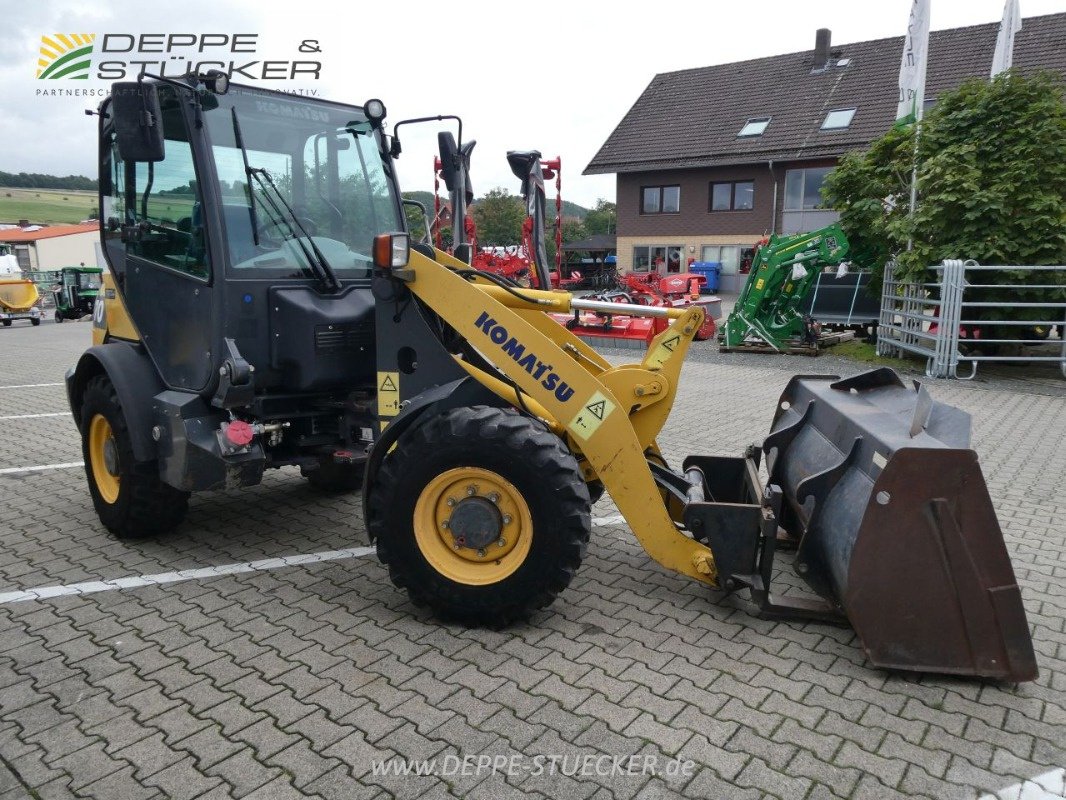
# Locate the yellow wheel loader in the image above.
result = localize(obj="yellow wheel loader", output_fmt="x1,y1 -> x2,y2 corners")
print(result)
67,73 -> 1037,681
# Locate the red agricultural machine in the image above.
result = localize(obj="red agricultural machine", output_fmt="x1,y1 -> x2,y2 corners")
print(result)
550,271 -> 721,348
432,149 -> 564,289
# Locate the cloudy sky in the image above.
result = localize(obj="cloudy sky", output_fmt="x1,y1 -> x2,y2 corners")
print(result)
1,0 -> 1062,207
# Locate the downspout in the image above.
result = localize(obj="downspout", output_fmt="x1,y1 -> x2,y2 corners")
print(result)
768,159 -> 778,235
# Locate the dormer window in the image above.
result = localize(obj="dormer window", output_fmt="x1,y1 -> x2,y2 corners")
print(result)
821,108 -> 856,130
738,117 -> 771,137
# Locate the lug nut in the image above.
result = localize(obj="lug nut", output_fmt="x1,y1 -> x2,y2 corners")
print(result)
477,549 -> 485,557
453,543 -> 460,550
466,486 -> 477,497
488,492 -> 500,504
446,497 -> 456,507
441,520 -> 450,529
497,538 -> 506,547
502,514 -> 512,525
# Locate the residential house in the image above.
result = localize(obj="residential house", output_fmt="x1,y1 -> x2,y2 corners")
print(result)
585,13 -> 1066,291
0,223 -> 99,273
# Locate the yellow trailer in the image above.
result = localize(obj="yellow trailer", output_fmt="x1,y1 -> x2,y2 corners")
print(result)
0,279 -> 42,327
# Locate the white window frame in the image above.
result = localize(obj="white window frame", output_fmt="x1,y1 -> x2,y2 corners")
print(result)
738,117 -> 771,137
821,108 -> 856,130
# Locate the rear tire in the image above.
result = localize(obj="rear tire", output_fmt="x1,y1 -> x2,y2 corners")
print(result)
2,320 -> 10,327
369,406 -> 590,627
80,374 -> 189,538
55,311 -> 65,323
31,317 -> 40,326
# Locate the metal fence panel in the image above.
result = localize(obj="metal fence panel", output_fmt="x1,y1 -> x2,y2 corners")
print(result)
877,261 -> 1066,380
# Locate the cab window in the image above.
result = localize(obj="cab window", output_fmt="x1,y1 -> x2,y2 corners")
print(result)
108,87 -> 210,279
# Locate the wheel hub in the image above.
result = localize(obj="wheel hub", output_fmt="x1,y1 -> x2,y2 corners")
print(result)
102,438 -> 119,476
449,497 -> 502,550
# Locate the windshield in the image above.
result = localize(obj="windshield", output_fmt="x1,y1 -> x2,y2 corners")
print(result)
76,272 -> 100,290
202,88 -> 401,277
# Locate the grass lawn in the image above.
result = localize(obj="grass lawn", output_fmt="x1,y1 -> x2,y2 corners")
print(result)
0,188 -> 97,225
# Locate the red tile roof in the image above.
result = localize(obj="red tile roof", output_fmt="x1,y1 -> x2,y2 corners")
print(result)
0,223 -> 98,242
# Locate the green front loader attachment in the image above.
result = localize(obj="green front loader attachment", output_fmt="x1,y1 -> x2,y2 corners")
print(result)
722,224 -> 849,350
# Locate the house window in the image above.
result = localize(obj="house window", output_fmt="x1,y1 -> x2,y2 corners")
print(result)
710,181 -> 755,212
633,244 -> 683,273
641,185 -> 680,214
821,108 -> 856,130
738,117 -> 771,137
700,244 -> 756,276
13,246 -> 31,270
784,167 -> 833,211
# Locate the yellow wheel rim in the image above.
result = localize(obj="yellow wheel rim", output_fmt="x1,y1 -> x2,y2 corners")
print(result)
413,467 -> 533,586
88,414 -> 120,504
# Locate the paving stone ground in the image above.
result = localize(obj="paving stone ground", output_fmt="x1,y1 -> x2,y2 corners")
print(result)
0,319 -> 1062,800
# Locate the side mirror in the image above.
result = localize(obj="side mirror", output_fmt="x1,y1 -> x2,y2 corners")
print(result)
111,82 -> 165,162
437,131 -> 460,192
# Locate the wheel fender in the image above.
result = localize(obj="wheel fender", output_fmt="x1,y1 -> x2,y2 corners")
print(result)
361,376 -> 506,533
66,342 -> 163,463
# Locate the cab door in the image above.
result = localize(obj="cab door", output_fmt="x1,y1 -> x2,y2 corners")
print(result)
103,85 -> 217,393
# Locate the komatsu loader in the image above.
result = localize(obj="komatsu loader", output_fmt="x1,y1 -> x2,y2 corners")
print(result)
67,73 -> 1037,681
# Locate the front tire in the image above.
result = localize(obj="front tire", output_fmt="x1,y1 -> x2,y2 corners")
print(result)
368,406 -> 590,627
81,374 -> 189,538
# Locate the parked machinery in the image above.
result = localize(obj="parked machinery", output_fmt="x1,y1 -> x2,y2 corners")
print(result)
68,73 -> 1036,681
52,266 -> 103,322
431,148 -> 563,289
722,224 -> 852,351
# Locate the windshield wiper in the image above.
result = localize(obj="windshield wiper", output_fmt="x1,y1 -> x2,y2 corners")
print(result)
229,107 -> 340,293
248,167 -> 341,293
230,108 -> 261,247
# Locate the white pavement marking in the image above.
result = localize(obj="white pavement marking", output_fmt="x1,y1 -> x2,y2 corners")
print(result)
0,547 -> 379,604
0,383 -> 64,389
0,462 -> 83,476
980,769 -> 1066,800
0,413 -> 68,420
0,517 -> 631,605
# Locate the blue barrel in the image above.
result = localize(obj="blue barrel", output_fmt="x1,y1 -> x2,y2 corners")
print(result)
691,262 -> 721,293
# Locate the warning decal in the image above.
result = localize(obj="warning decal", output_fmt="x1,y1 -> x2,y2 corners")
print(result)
377,371 -> 400,418
647,333 -> 682,369
568,390 -> 616,441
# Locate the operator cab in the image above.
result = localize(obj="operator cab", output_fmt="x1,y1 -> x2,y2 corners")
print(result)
99,76 -> 403,398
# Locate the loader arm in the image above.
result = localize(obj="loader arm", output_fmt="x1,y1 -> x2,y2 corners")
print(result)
395,249 -> 720,584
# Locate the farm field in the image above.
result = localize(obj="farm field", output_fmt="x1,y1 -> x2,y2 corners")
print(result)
0,187 -> 97,225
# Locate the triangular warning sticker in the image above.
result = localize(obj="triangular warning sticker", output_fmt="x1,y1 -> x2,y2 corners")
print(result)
662,335 -> 680,352
586,400 -> 607,420
380,375 -> 397,391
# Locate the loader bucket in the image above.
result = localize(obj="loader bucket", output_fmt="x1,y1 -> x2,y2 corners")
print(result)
762,368 -> 1037,681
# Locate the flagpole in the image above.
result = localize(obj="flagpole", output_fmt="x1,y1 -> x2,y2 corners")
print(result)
896,0 -> 930,251
907,112 -> 922,251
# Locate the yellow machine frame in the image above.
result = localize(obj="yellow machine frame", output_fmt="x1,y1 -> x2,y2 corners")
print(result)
393,247 -> 720,585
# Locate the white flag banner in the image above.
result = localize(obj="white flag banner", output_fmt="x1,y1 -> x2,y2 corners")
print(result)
991,0 -> 1022,77
896,0 -> 931,124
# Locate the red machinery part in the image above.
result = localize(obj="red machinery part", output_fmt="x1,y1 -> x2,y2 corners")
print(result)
224,420 -> 254,447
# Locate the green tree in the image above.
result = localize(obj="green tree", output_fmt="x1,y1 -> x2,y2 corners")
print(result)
824,70 -> 1066,298
471,188 -> 524,246
583,199 -> 616,236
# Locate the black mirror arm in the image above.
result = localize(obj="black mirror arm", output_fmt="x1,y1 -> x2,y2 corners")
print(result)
390,114 -> 463,161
